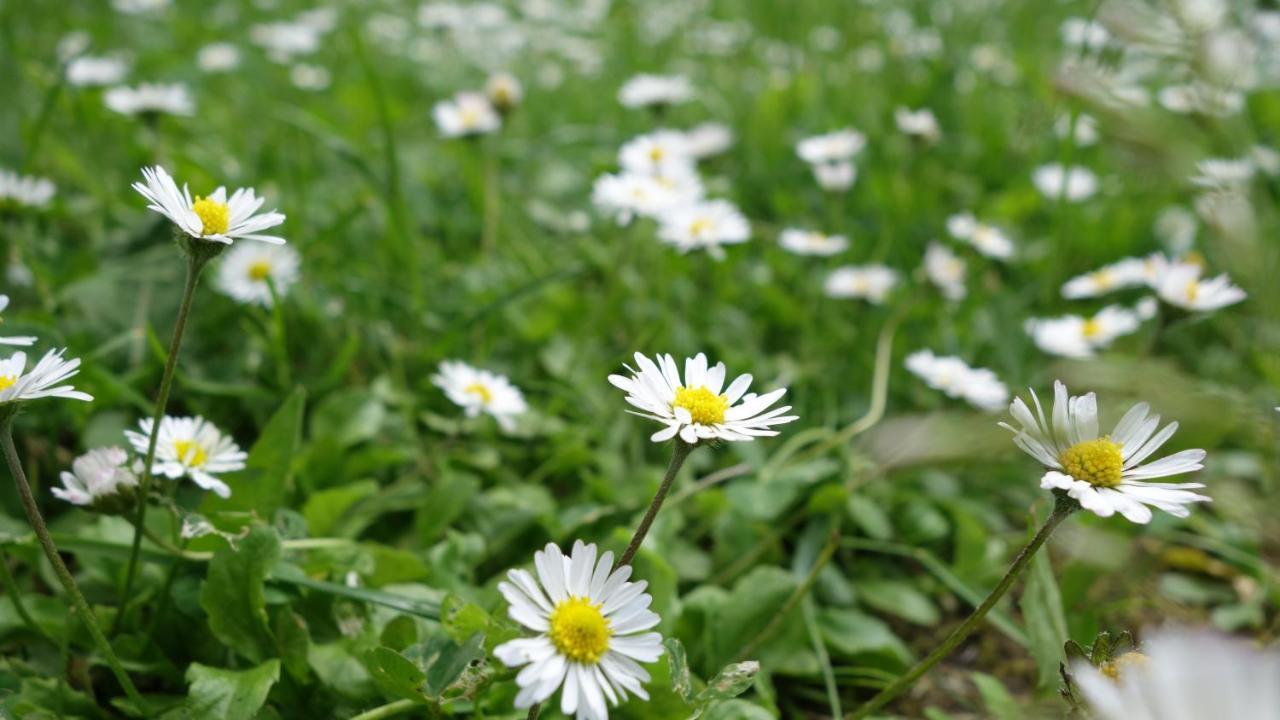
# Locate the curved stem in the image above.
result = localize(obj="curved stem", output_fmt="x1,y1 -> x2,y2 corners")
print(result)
116,252 -> 207,633
617,440 -> 695,568
847,494 -> 1077,719
350,698 -> 418,720
1,419 -> 146,709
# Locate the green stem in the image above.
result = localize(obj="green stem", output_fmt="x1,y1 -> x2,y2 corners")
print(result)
1,418 -> 146,709
736,530 -> 839,662
482,141 -> 500,254
350,698 -> 418,720
847,495 -> 1076,719
617,440 -> 696,568
524,704 -> 541,720
116,251 -> 208,633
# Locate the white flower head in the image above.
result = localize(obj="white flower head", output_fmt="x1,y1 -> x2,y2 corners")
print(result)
431,360 -> 527,432
0,170 -> 56,210
608,352 -> 798,444
289,63 -> 330,91
617,74 -> 693,108
434,92 -> 501,137
618,131 -> 696,177
483,72 -> 522,113
946,213 -> 1014,260
811,160 -> 856,191
1073,627 -> 1280,720
656,200 -> 750,259
905,351 -> 1008,412
104,83 -> 194,117
112,0 -> 168,14
1158,83 -> 1244,117
894,106 -> 941,143
0,296 -> 35,347
1054,113 -> 1099,147
493,540 -> 664,720
66,55 -> 129,87
53,447 -> 138,507
133,165 -> 286,245
1061,257 -> 1151,299
1001,381 -> 1210,523
125,416 -> 246,498
1189,157 -> 1255,189
1025,305 -> 1143,358
215,242 -> 301,307
824,265 -> 898,304
0,349 -> 93,404
923,242 -> 966,300
1033,163 -> 1098,202
1061,17 -> 1111,49
250,21 -> 321,62
681,123 -> 733,159
796,129 -> 866,165
1151,260 -> 1246,312
591,170 -> 704,226
197,42 -> 241,73
779,228 -> 848,257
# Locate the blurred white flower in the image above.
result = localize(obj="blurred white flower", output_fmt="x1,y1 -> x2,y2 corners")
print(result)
126,416 -> 245,498
1033,163 -> 1098,202
1074,627 -> 1280,720
104,83 -> 194,117
619,131 -> 695,177
778,228 -> 847,257
894,106 -> 941,143
824,265 -> 898,304
905,350 -> 1008,412
618,74 -> 692,108
1169,0 -> 1228,33
681,123 -> 733,159
1250,145 -> 1280,176
1002,381 -> 1210,523
485,72 -> 523,113
811,160 -> 856,191
0,170 -> 56,209
1153,206 -> 1198,254
1025,305 -> 1144,358
493,541 -> 662,718
197,43 -> 241,73
1061,257 -> 1151,298
1151,260 -> 1246,312
0,349 -> 93,404
796,129 -> 866,165
922,242 -> 966,300
434,91 -> 501,137
656,200 -> 750,259
1189,157 -> 1254,189
1061,17 -> 1111,49
133,165 -> 287,245
431,360 -> 527,432
112,0 -> 168,14
608,352 -> 797,444
0,296 -> 35,347
66,55 -> 129,86
53,447 -> 137,507
251,21 -> 321,63
591,169 -> 703,225
946,213 -> 1014,260
289,63 -> 330,90
215,243 -> 300,307
1054,113 -> 1098,147
1157,83 -> 1244,116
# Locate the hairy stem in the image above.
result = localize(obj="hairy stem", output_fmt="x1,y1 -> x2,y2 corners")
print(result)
617,439 -> 696,568
350,698 -> 418,720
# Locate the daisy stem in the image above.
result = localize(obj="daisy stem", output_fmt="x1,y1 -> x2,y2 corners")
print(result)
482,139 -> 500,253
0,419 -> 147,710
617,439 -> 696,568
116,250 -> 210,634
350,698 -> 418,720
847,494 -> 1077,720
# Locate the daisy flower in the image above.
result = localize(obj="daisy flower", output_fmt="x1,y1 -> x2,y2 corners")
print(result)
618,131 -> 695,177
824,265 -> 899,304
1151,260 -> 1246,312
894,106 -> 941,143
0,296 -> 35,346
946,213 -> 1014,260
485,72 -> 523,113
922,242 -> 966,300
811,161 -> 856,191
778,228 -> 848,257
796,129 -> 866,165
125,416 -> 246,498
0,349 -> 93,404
104,83 -> 195,117
1189,157 -> 1255,189
1073,627 -> 1280,720
1033,163 -> 1098,202
433,91 -> 501,137
1001,381 -> 1210,523
197,43 -> 241,73
250,21 -> 322,63
1061,17 -> 1111,49
1054,113 -> 1099,147
214,242 -> 301,307
1158,83 -> 1244,117
133,165 -> 287,245
607,352 -> 798,444
66,55 -> 129,87
591,170 -> 703,225
493,541 -> 663,720
431,360 -> 527,431
617,74 -> 693,108
1025,305 -> 1144,358
681,123 -> 733,159
905,350 -> 1008,412
656,200 -> 750,259
1061,257 -> 1150,298
0,170 -> 56,209
53,447 -> 138,507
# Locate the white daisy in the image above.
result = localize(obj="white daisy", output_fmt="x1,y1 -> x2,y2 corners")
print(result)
493,541 -> 664,720
894,106 -> 941,143
905,350 -> 1008,412
1073,627 -> 1280,720
0,349 -> 93,404
681,123 -> 733,159
655,200 -> 750,259
1061,17 -> 1111,49
434,91 -> 501,137
1054,113 -> 1099,147
104,83 -> 195,117
486,72 -> 523,113
618,131 -> 696,177
112,0 -> 168,14
591,170 -> 703,226
431,360 -> 527,432
946,213 -> 1014,260
66,55 -> 129,87
289,64 -> 330,91
125,416 -> 246,498
1061,257 -> 1151,298
811,160 -> 856,191
214,242 -> 301,307
250,21 -> 321,63
1154,206 -> 1198,254
1157,83 -> 1244,117
1189,157 -> 1255,189
132,165 -> 286,245
53,447 -> 138,507
0,296 -> 35,346
922,242 -> 966,300
617,74 -> 693,109
1000,381 -> 1210,523
607,352 -> 798,444
1033,163 -> 1098,202
197,42 -> 241,73
0,170 -> 55,209
796,129 -> 866,165
778,228 -> 848,257
1025,305 -> 1143,358
824,265 -> 899,304
1151,260 -> 1246,312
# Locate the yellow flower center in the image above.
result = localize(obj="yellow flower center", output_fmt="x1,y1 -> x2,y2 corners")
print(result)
0,375 -> 16,391
174,439 -> 209,468
688,217 -> 713,238
464,382 -> 493,405
1059,437 -> 1124,487
247,261 -> 272,282
1185,280 -> 1199,303
673,385 -> 729,425
1092,269 -> 1113,289
1082,319 -> 1101,338
460,107 -> 481,128
648,146 -> 665,163
548,597 -> 611,664
193,196 -> 230,235
1100,651 -> 1149,681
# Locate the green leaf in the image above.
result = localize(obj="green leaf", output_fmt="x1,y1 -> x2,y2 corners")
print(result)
274,608 -> 310,682
694,660 -> 759,708
817,608 -> 912,667
665,637 -> 695,703
846,495 -> 892,540
414,471 -> 479,544
199,526 -> 281,663
858,579 -> 941,626
1020,549 -> 1069,689
302,480 -> 379,537
381,615 -> 419,651
970,671 -> 1020,720
701,699 -> 774,720
366,646 -> 429,704
177,660 -> 280,720
421,632 -> 486,698
202,387 -> 305,518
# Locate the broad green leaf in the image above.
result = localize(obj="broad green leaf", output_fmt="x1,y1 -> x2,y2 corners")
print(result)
199,526 -> 281,663
302,480 -> 379,536
421,632 -> 486,698
846,495 -> 892,540
366,646 -> 429,704
177,660 -> 280,720
858,579 -> 941,626
970,671 -> 1020,720
203,387 -> 305,518
274,608 -> 310,682
1020,550 -> 1069,688
381,615 -> 419,651
414,471 -> 479,544
817,608 -> 912,667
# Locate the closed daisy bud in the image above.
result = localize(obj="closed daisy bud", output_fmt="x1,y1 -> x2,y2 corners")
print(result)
53,447 -> 138,512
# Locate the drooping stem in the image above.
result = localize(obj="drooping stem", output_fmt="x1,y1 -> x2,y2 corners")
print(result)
1,418 -> 146,708
848,494 -> 1077,719
617,439 -> 696,568
116,249 -> 211,631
